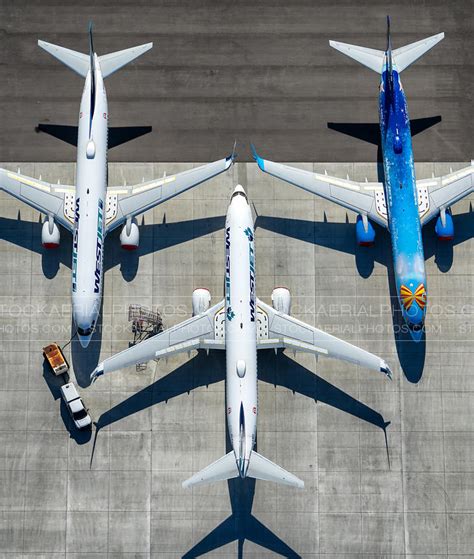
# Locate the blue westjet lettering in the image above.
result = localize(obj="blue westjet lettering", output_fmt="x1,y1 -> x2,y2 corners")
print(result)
94,199 -> 104,294
72,198 -> 80,292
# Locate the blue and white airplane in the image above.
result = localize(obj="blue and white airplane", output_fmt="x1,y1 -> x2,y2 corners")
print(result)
0,25 -> 234,347
252,18 -> 474,341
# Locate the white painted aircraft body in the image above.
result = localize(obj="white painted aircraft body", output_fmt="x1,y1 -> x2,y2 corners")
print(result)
0,27 -> 234,347
91,185 -> 392,489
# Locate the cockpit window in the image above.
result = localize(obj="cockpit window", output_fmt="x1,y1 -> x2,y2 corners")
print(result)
231,191 -> 248,201
77,326 -> 93,336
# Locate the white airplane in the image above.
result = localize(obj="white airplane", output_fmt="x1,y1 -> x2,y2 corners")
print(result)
91,184 -> 392,489
0,25 -> 234,348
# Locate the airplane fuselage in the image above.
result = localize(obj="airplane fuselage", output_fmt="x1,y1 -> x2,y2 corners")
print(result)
379,60 -> 427,338
224,187 -> 258,477
72,55 -> 107,347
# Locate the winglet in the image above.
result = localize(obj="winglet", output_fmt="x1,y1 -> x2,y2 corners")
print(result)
250,144 -> 265,171
380,361 -> 393,380
226,139 -> 238,166
90,363 -> 104,383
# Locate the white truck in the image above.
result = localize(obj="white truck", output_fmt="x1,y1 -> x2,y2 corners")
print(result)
60,383 -> 92,430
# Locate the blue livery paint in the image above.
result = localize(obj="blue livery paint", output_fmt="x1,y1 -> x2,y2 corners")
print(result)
379,63 -> 427,338
355,214 -> 376,246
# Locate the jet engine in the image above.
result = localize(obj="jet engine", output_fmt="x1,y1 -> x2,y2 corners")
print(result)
41,219 -> 60,248
120,220 -> 139,250
271,287 -> 291,315
356,214 -> 375,246
192,288 -> 211,316
435,211 -> 454,241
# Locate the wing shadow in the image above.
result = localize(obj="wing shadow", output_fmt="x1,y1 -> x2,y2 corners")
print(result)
255,214 -> 389,278
0,214 -> 71,278
0,214 -> 224,280
94,347 -> 389,557
104,215 -> 225,280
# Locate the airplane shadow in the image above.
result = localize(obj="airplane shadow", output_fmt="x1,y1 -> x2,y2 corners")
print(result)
70,308 -> 104,388
255,209 -> 473,383
184,425 -> 301,558
0,213 -> 225,280
103,214 -> 225,280
93,350 -> 390,557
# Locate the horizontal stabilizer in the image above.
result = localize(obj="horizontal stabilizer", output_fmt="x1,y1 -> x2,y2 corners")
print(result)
36,124 -> 152,149
330,32 -> 444,74
38,40 -> 89,77
182,450 -> 304,489
98,43 -> 153,78
182,451 -> 238,488
247,451 -> 304,488
392,33 -> 444,72
329,41 -> 385,73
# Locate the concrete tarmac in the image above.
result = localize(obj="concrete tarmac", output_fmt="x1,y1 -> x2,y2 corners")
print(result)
0,161 -> 473,556
0,0 -> 472,162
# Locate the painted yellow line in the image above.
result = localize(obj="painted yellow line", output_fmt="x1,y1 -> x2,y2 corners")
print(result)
7,172 -> 51,192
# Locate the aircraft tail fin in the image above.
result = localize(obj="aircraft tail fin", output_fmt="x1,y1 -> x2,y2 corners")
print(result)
330,17 -> 443,74
182,451 -> 238,488
247,451 -> 304,488
98,42 -> 153,78
38,40 -> 90,78
39,23 -> 152,80
329,40 -> 385,74
392,32 -> 444,72
182,450 -> 304,489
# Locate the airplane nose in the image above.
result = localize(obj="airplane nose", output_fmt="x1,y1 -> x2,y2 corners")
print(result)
233,184 -> 246,196
230,184 -> 248,202
73,294 -> 99,347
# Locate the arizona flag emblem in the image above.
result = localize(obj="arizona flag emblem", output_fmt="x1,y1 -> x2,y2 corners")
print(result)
400,283 -> 426,310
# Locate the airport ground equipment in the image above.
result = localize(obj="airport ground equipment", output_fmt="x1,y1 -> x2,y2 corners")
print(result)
60,382 -> 92,429
128,304 -> 163,371
43,343 -> 69,376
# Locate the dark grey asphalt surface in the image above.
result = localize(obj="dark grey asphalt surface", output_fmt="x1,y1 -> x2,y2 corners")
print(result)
0,0 -> 472,162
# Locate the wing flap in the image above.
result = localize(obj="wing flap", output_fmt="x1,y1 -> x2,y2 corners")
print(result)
0,169 -> 74,232
257,298 -> 391,378
106,156 -> 234,234
91,300 -> 224,381
251,149 -> 387,228
419,163 -> 474,225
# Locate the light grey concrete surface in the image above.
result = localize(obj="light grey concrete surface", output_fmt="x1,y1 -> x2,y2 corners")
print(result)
0,1 -> 473,162
0,161 -> 473,557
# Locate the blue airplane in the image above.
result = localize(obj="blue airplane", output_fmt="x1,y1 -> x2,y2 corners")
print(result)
252,18 -> 473,341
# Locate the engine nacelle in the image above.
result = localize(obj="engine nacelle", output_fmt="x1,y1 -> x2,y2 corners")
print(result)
435,211 -> 454,241
41,219 -> 60,248
120,220 -> 139,250
356,214 -> 375,246
192,288 -> 211,316
271,287 -> 291,315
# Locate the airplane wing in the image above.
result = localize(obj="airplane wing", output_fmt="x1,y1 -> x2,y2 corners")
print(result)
417,162 -> 474,226
0,168 -> 75,232
251,147 -> 388,228
256,298 -> 392,378
91,300 -> 225,381
104,155 -> 234,234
